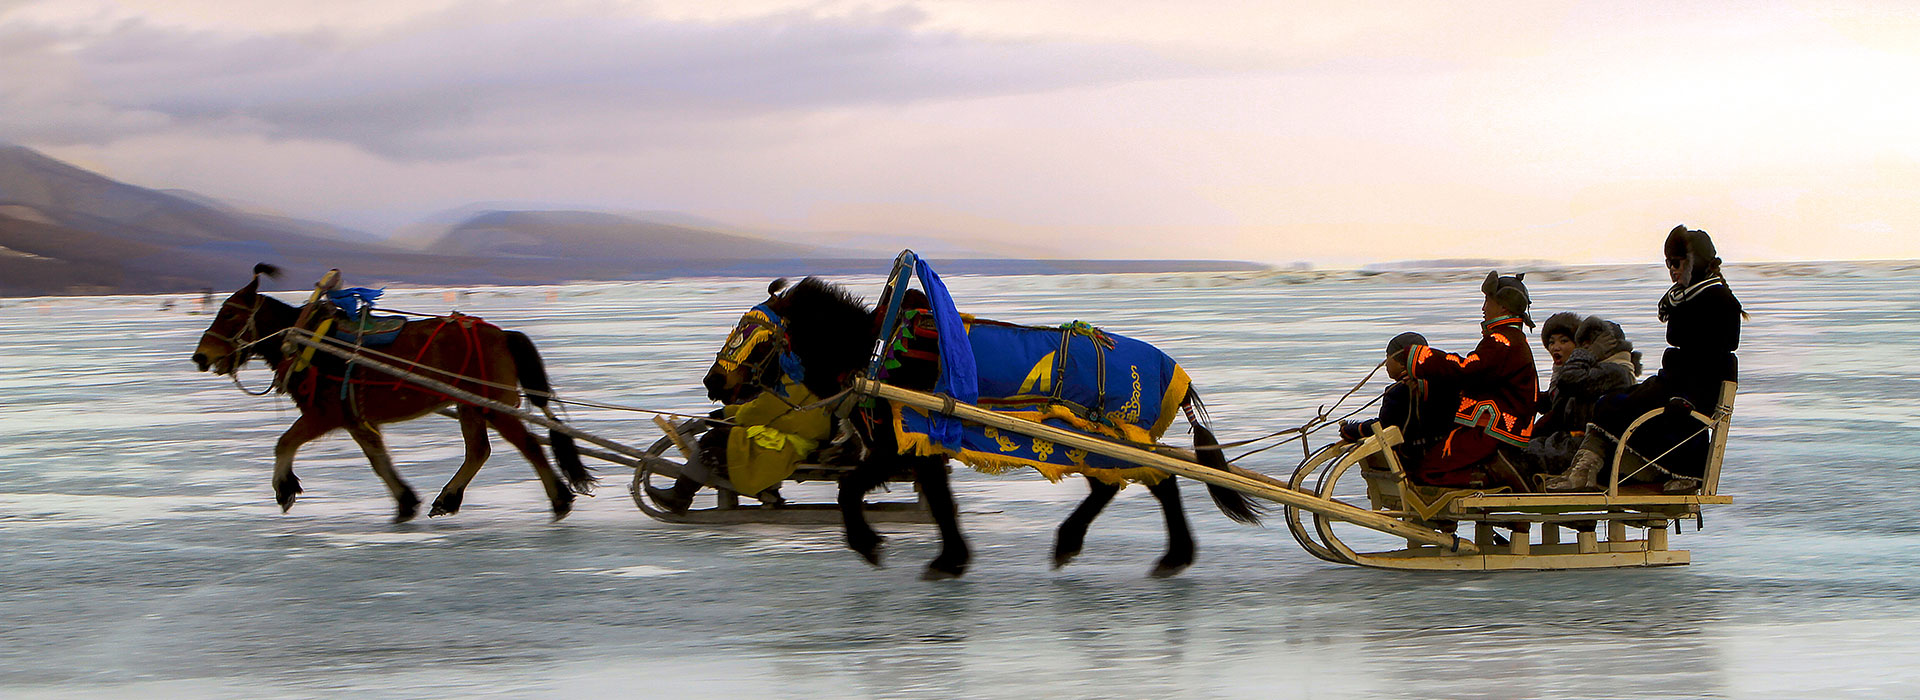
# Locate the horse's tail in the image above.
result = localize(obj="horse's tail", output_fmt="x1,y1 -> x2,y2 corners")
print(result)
1185,389 -> 1265,526
505,330 -> 594,493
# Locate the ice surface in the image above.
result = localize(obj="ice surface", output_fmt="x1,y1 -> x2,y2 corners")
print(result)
4,264 -> 1919,698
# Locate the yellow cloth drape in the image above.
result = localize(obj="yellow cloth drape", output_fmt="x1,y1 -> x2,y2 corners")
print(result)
724,378 -> 833,495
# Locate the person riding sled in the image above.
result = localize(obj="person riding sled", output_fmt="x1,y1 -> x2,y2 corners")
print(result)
1546,225 -> 1742,493
1398,271 -> 1539,490
1527,314 -> 1642,478
647,281 -> 836,514
1339,332 -> 1457,461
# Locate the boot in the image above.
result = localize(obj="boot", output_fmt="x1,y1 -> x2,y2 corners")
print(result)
1661,476 -> 1702,494
1543,448 -> 1603,492
644,478 -> 699,514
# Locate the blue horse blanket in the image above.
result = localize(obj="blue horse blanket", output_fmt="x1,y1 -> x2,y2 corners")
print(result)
892,319 -> 1191,485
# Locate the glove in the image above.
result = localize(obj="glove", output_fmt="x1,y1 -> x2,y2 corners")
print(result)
1339,420 -> 1367,443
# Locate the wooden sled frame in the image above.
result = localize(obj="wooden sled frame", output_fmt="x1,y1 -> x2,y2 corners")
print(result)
860,376 -> 1738,572
1284,381 -> 1737,570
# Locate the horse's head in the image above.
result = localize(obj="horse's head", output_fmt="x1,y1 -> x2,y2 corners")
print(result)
707,276 -> 875,402
703,278 -> 792,403
192,263 -> 286,375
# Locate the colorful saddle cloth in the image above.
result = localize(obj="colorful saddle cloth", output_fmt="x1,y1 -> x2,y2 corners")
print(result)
328,314 -> 409,346
892,319 -> 1191,485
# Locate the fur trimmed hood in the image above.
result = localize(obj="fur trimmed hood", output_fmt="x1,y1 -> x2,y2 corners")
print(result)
1575,315 -> 1642,376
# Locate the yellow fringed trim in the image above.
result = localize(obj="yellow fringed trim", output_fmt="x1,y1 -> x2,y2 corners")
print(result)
1150,365 -> 1190,439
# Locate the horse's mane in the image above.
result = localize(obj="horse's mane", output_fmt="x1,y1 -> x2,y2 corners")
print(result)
777,277 -> 875,397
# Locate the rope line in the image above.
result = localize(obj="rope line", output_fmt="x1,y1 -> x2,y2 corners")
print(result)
239,327 -> 731,424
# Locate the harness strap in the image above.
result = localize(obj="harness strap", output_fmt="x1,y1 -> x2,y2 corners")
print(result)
289,317 -> 333,372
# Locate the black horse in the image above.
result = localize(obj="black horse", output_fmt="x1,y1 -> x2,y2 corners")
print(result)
707,277 -> 1262,579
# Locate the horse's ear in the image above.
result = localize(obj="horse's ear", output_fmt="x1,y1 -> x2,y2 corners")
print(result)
253,263 -> 281,279
767,278 -> 789,295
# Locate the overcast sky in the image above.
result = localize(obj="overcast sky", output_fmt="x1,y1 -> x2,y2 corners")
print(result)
4,0 -> 1917,264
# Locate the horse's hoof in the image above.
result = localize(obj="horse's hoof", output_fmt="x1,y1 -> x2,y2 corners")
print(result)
273,476 -> 303,512
921,564 -> 966,581
1051,551 -> 1079,570
394,492 -> 420,523
1149,562 -> 1191,578
429,495 -> 460,517
848,534 -> 886,567
550,500 -> 573,521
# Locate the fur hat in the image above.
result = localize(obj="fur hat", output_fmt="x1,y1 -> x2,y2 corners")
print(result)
1540,312 -> 1580,344
1385,331 -> 1426,361
1575,315 -> 1642,376
1664,225 -> 1721,285
1482,270 -> 1534,328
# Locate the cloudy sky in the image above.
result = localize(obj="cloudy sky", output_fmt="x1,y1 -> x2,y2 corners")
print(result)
4,0 -> 1917,264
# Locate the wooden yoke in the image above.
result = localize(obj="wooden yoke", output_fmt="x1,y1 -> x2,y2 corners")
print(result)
284,269 -> 341,373
854,377 -> 1474,553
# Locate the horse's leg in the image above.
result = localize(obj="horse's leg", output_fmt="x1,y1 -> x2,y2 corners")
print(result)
1147,476 -> 1196,578
1052,475 -> 1120,570
837,459 -> 892,567
344,422 -> 420,523
272,414 -> 335,512
916,457 -> 969,580
484,411 -> 574,520
430,404 -> 491,517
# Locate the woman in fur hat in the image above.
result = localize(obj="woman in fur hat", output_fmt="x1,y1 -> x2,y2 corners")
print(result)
1533,316 -> 1642,485
1548,225 -> 1743,493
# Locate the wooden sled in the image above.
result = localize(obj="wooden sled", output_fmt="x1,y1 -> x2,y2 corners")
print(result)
1284,381 -> 1737,571
627,417 -> 930,525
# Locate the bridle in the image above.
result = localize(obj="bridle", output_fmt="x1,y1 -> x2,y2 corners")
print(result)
714,310 -> 790,399
201,291 -> 279,394
203,295 -> 267,357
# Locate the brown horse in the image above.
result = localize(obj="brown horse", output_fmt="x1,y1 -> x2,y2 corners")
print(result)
191,264 -> 592,522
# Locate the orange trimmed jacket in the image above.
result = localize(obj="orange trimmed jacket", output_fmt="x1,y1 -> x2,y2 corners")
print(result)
1405,316 -> 1539,447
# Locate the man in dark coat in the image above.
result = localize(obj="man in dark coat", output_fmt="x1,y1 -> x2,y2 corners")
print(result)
1552,225 -> 1743,493
1400,271 -> 1539,489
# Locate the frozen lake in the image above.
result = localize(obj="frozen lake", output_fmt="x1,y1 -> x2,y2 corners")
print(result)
4,262 -> 1920,698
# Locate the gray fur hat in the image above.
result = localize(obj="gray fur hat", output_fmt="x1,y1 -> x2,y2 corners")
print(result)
1482,270 -> 1534,328
1576,315 -> 1642,375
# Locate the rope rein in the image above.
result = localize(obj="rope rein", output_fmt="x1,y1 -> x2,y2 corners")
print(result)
224,299 -> 1395,464
1210,358 -> 1388,464
231,324 -> 731,424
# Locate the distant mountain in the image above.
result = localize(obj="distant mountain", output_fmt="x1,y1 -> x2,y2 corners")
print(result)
0,145 -> 1265,296
428,210 -> 841,260
0,145 -> 414,295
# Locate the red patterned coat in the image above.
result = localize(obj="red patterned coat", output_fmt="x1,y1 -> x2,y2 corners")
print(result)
1405,316 -> 1538,447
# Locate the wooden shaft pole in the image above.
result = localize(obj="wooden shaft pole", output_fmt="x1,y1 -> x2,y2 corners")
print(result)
287,331 -> 657,463
854,378 -> 1472,552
